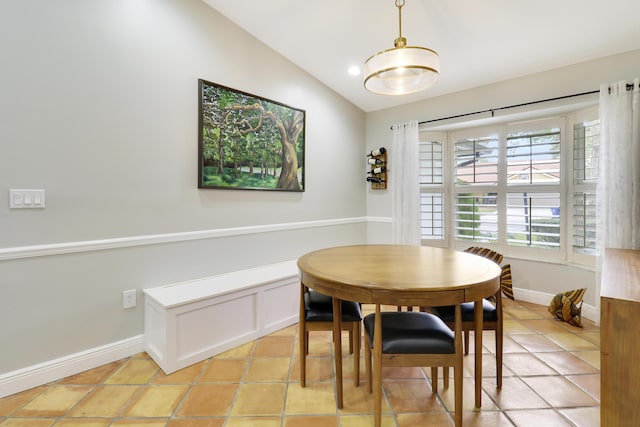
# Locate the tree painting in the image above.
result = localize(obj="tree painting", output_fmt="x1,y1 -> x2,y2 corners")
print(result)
198,79 -> 305,191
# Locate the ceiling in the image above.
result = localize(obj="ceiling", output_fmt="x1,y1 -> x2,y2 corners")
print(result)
203,0 -> 640,113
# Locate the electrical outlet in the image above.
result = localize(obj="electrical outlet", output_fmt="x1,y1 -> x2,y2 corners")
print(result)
122,289 -> 137,309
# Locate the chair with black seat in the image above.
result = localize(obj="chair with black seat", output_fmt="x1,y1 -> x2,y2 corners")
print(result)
430,246 -> 510,388
299,284 -> 362,387
364,304 -> 463,427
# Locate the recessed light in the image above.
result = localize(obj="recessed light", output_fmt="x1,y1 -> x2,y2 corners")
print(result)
348,66 -> 361,76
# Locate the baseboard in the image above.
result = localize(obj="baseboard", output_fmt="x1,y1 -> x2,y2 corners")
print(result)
0,335 -> 144,399
514,287 -> 598,323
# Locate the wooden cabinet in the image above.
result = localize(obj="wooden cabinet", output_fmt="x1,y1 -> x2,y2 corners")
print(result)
600,248 -> 640,427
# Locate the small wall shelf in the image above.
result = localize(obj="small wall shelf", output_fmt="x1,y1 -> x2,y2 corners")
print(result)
367,147 -> 387,190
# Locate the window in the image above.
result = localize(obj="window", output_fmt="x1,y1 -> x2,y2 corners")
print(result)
419,109 -> 598,264
506,192 -> 560,249
454,192 -> 498,242
452,130 -> 500,245
572,117 -> 599,254
506,128 -> 560,185
572,191 -> 596,252
420,139 -> 443,185
505,125 -> 561,249
454,136 -> 499,185
420,193 -> 444,240
573,119 -> 600,183
419,136 -> 445,242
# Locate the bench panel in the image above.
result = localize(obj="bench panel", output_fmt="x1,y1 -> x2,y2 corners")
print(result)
144,260 -> 299,373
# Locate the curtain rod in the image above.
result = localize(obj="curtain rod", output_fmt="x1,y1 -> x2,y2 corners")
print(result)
418,89 -> 599,125
416,82 -> 638,126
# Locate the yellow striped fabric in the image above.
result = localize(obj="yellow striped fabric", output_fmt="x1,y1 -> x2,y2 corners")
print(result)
463,246 -> 504,265
500,264 -> 514,300
548,287 -> 586,328
464,247 -> 514,300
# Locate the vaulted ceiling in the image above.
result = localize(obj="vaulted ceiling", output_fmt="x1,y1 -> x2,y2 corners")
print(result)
203,0 -> 640,112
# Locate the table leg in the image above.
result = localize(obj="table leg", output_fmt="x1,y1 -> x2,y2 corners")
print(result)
474,299 -> 483,408
374,304 -> 382,427
332,297 -> 343,409
299,284 -> 306,387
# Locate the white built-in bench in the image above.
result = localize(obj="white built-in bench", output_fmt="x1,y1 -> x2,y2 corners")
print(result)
143,260 -> 299,374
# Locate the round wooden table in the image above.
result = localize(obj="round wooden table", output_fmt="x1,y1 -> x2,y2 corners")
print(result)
297,244 -> 501,416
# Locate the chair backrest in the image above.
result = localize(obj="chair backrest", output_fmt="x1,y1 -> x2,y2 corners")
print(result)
365,303 -> 464,427
464,246 -> 503,265
500,264 -> 514,300
464,246 -> 512,302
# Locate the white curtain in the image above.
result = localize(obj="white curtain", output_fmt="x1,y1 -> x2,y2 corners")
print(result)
391,120 -> 420,245
597,78 -> 640,251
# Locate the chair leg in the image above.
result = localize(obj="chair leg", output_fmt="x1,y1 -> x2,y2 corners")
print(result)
464,330 -> 470,355
348,328 -> 354,354
496,327 -> 503,389
365,333 -> 372,393
373,306 -> 383,427
304,331 -> 309,355
300,323 -> 307,388
431,367 -> 438,393
299,284 -> 307,388
443,366 -> 449,388
454,364 -> 463,427
353,321 -> 360,387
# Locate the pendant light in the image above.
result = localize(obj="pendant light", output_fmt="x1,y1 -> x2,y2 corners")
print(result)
364,0 -> 440,96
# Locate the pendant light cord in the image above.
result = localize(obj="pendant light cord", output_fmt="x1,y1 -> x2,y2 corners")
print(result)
396,0 -> 404,39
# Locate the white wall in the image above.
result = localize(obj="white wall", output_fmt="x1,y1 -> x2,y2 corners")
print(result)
365,49 -> 640,308
0,0 -> 366,379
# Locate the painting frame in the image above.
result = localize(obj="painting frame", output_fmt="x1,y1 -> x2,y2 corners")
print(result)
198,79 -> 305,192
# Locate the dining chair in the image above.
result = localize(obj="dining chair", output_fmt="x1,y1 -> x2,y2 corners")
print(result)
299,284 -> 362,387
429,246 -> 509,388
364,304 -> 464,427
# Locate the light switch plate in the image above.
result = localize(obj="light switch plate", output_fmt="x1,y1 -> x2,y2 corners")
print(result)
9,189 -> 45,209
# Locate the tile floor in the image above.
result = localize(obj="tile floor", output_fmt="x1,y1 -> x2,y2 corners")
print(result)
0,299 -> 600,426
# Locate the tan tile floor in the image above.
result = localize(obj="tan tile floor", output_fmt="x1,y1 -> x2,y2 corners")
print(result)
0,299 -> 600,426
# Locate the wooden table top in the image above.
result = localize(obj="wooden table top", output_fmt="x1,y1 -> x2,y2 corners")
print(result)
297,244 -> 501,306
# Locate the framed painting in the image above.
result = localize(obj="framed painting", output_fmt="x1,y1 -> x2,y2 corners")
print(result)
198,79 -> 305,191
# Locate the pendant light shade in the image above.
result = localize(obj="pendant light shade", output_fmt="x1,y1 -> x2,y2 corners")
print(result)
364,0 -> 440,96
